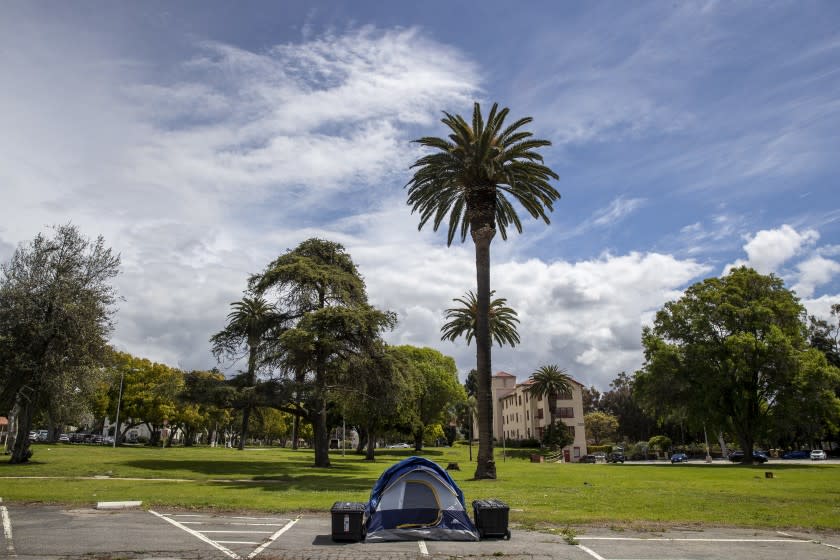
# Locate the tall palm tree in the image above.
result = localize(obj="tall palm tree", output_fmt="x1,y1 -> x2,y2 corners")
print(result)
441,290 -> 520,347
527,364 -> 573,438
210,294 -> 279,450
407,102 -> 560,479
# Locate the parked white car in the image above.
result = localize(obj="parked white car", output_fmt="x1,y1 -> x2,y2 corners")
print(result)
810,449 -> 827,460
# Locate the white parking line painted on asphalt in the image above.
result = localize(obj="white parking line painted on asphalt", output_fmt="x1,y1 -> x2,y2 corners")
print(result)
418,540 -> 429,555
150,510 -> 240,559
217,541 -> 261,545
577,537 -> 811,543
576,544 -> 607,560
245,516 -> 299,560
201,530 -> 275,534
1,498 -> 17,558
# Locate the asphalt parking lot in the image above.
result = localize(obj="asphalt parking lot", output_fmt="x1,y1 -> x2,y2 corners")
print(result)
2,500 -> 839,560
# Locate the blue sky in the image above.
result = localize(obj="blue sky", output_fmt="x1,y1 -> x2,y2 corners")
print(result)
1,1 -> 838,390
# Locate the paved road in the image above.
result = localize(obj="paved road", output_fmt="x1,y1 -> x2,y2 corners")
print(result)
2,502 -> 839,560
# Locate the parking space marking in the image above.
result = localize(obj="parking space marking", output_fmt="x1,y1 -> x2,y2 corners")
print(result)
576,544 -> 607,560
150,510 -> 299,560
577,537 -> 811,543
150,510 -> 240,559
418,540 -> 429,555
1,498 -> 17,558
245,516 -> 299,559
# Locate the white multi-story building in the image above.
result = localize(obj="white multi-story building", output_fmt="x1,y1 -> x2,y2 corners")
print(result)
491,370 -> 588,462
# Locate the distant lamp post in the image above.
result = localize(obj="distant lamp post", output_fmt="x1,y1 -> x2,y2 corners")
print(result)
113,370 -> 125,449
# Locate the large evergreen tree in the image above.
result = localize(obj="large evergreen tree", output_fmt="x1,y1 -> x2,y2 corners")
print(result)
251,238 -> 395,467
407,102 -> 560,479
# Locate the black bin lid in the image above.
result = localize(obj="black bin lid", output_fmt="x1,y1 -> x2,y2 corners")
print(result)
331,501 -> 366,513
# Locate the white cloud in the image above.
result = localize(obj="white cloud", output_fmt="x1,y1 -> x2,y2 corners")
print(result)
359,240 -> 710,389
793,256 -> 840,298
725,225 -> 819,274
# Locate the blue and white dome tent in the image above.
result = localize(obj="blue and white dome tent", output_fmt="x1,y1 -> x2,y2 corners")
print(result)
365,456 -> 479,542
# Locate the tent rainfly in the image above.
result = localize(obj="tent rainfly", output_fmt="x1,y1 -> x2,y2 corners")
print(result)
365,456 -> 479,542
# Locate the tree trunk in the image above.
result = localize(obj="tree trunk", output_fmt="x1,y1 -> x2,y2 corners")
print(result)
312,393 -> 331,468
355,427 -> 367,454
366,427 -> 376,460
414,428 -> 424,452
9,400 -> 35,464
472,226 -> 496,479
291,407 -> 300,450
239,406 -> 251,450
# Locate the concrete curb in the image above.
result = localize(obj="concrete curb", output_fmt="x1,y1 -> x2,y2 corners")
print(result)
96,500 -> 142,510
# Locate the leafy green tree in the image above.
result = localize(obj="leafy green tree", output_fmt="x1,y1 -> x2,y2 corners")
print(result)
648,435 -> 672,456
440,290 -> 521,347
527,364 -> 573,443
584,411 -> 619,445
0,224 -> 120,463
636,267 -> 810,464
252,238 -> 395,467
342,343 -> 413,460
601,372 -> 656,442
390,345 -> 466,451
807,304 -> 840,368
210,294 -> 282,450
581,386 -> 601,414
769,349 -> 840,448
464,369 -> 478,398
407,102 -> 560,479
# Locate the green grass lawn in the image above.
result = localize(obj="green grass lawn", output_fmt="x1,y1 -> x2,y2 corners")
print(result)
2,443 -> 838,531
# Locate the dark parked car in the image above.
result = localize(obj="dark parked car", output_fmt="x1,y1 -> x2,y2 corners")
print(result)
781,450 -> 810,459
579,454 -> 597,463
728,450 -> 769,463
606,452 -> 626,463
670,452 -> 689,463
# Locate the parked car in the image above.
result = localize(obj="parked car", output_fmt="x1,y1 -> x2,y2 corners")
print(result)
386,443 -> 410,449
58,434 -> 70,443
579,454 -> 597,463
606,452 -> 626,463
728,450 -> 769,463
592,452 -> 607,462
781,450 -> 810,459
810,449 -> 827,460
670,452 -> 689,463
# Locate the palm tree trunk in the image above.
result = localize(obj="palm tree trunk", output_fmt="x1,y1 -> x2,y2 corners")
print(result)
473,226 -> 496,479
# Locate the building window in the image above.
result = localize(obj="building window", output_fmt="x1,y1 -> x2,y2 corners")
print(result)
573,447 -> 581,458
526,410 -> 529,420
566,425 -> 575,438
558,407 -> 574,419
536,408 -> 544,419
558,390 -> 572,401
518,395 -> 522,406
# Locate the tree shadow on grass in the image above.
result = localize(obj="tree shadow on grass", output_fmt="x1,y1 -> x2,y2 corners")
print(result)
124,458 -> 370,479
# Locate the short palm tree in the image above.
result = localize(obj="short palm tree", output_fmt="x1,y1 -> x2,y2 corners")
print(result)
210,294 -> 279,450
407,102 -> 560,479
440,290 -> 520,347
527,364 -> 573,434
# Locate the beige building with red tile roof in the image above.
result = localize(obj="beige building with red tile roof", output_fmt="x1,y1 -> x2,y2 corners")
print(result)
491,370 -> 588,462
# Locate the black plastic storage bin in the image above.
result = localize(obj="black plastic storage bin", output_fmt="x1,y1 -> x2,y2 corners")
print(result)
472,498 -> 511,539
330,501 -> 366,542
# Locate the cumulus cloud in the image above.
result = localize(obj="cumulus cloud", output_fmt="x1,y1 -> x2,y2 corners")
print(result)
793,256 -> 840,298
725,224 -> 819,274
359,240 -> 711,390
